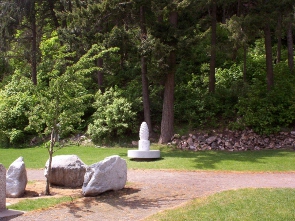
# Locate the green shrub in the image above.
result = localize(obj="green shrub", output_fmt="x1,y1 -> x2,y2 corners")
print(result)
87,87 -> 136,143
235,68 -> 295,135
175,63 -> 245,128
0,75 -> 35,146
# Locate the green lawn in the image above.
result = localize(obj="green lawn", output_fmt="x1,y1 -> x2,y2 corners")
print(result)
2,145 -> 295,219
144,188 -> 295,221
1,145 -> 295,172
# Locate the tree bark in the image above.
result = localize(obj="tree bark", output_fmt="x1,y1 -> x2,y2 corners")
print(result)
209,0 -> 217,93
159,11 -> 177,144
287,21 -> 294,73
276,13 -> 282,63
31,0 -> 37,85
45,128 -> 56,195
237,0 -> 241,16
97,58 -> 104,92
48,0 -> 60,29
243,44 -> 247,82
264,23 -> 274,91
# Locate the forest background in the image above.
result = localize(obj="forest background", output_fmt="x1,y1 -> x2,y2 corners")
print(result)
0,0 -> 295,147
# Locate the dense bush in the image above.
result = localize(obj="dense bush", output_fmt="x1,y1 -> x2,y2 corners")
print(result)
0,75 -> 34,146
87,87 -> 136,143
175,63 -> 245,129
234,64 -> 295,134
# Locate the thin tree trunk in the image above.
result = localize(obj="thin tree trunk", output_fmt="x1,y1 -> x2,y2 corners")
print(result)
243,44 -> 247,82
276,13 -> 282,63
140,5 -> 152,134
97,58 -> 104,92
31,0 -> 37,85
287,21 -> 294,73
237,0 -> 241,16
232,0 -> 242,61
48,0 -> 59,29
209,0 -> 217,93
159,11 -> 177,144
264,23 -> 274,91
45,128 -> 56,195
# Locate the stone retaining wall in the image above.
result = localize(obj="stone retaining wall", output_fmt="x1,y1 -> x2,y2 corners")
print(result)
170,129 -> 295,151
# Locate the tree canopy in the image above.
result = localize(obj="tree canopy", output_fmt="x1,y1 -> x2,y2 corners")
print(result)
0,0 -> 295,146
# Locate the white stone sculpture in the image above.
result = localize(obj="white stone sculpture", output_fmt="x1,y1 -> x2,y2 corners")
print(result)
127,122 -> 160,159
44,155 -> 86,188
82,155 -> 127,196
6,157 -> 27,198
139,122 -> 150,151
0,164 -> 6,211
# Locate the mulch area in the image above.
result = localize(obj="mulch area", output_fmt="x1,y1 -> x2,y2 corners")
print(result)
7,169 -> 295,221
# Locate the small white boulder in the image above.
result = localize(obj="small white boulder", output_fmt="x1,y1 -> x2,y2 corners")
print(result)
82,155 -> 127,196
6,157 -> 27,198
44,155 -> 86,188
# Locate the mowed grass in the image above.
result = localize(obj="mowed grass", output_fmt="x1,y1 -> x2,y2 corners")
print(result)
144,188 -> 295,221
0,145 -> 295,172
7,196 -> 74,211
2,145 -> 295,217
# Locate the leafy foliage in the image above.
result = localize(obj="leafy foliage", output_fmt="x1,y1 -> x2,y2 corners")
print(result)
87,87 -> 136,143
0,75 -> 34,146
234,63 -> 295,134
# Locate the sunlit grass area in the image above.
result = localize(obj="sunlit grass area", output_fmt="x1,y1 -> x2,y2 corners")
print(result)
1,145 -> 295,172
144,188 -> 295,221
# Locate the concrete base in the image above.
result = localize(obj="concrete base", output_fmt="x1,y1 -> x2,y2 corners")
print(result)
0,209 -> 24,220
127,150 -> 160,159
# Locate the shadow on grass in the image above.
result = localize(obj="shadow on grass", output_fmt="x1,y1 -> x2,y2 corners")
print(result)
129,157 -> 164,162
160,147 -> 294,170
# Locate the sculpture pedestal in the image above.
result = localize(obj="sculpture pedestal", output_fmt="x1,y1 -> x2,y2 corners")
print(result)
128,122 -> 161,160
127,150 -> 160,159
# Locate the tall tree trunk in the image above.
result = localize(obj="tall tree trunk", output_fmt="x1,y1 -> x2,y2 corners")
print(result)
48,0 -> 60,29
97,58 -> 104,92
264,23 -> 274,91
31,0 -> 37,85
276,13 -> 282,63
159,11 -> 177,144
237,0 -> 241,16
140,5 -> 152,134
209,0 -> 217,93
243,44 -> 247,82
287,21 -> 294,73
232,0 -> 242,61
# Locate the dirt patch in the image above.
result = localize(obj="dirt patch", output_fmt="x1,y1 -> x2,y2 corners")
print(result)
6,181 -> 82,205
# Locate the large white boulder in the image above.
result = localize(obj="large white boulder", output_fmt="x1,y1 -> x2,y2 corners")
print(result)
6,157 -> 27,198
44,155 -> 86,188
82,155 -> 127,196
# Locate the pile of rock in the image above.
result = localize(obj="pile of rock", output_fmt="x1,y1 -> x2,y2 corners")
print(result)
170,129 -> 295,151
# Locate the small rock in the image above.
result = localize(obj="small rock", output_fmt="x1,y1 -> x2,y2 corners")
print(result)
206,136 -> 217,144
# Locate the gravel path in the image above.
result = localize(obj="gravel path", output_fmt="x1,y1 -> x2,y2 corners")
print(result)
11,169 -> 295,221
